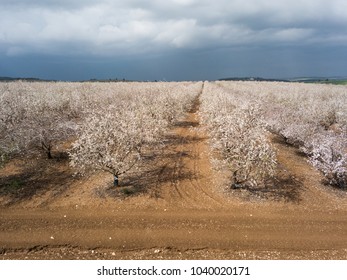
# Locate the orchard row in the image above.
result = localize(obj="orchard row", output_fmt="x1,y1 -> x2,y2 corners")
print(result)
1,80 -> 346,189
204,81 -> 346,189
0,81 -> 201,184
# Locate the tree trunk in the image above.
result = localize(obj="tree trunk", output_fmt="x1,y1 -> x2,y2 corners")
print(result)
47,148 -> 53,159
42,141 -> 53,159
113,175 -> 119,187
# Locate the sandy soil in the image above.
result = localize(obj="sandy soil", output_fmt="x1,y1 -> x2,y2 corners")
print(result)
1,92 -> 347,260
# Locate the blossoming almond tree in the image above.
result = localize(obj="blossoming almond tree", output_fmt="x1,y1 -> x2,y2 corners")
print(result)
217,80 -> 347,189
0,81 -> 83,160
69,109 -> 149,186
201,82 -> 277,189
309,133 -> 346,188
68,82 -> 201,186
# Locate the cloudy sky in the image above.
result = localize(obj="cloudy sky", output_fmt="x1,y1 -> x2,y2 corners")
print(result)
1,0 -> 347,81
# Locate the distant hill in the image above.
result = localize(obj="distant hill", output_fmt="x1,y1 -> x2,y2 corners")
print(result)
218,77 -> 290,82
218,76 -> 347,85
0,76 -> 18,81
288,76 -> 347,85
0,76 -> 133,83
0,76 -> 52,82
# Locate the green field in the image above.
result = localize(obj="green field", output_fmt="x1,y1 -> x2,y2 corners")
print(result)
318,80 -> 347,85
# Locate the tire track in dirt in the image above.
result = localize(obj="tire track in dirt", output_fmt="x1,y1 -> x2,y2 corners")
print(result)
271,135 -> 347,210
157,86 -> 227,209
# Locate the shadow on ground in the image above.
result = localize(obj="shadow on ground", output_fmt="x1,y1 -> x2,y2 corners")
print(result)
96,119 -> 204,199
230,168 -> 304,203
0,153 -> 75,206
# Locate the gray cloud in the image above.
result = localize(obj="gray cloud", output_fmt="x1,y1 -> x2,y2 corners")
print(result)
1,0 -> 347,57
1,0 -> 347,81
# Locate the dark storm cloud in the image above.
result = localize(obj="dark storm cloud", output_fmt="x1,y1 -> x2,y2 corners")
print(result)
1,0 -> 347,56
0,0 -> 347,80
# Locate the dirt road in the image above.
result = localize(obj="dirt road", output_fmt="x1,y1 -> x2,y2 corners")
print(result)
1,90 -> 347,259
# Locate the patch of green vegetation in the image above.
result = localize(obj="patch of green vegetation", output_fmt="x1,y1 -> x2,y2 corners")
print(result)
120,186 -> 136,195
0,151 -> 11,168
316,80 -> 347,85
2,179 -> 24,194
0,153 -> 9,168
